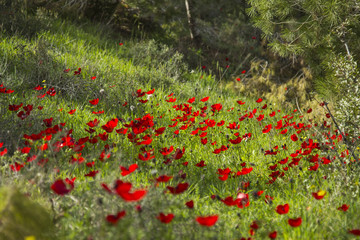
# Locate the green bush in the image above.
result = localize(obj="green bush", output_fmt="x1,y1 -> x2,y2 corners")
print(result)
0,187 -> 55,240
331,54 -> 360,148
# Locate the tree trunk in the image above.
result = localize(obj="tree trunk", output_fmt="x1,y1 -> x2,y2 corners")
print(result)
184,0 -> 201,46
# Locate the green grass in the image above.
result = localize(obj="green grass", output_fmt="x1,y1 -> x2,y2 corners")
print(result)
0,12 -> 360,240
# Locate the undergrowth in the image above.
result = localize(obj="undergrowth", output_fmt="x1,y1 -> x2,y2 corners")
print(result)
0,11 -> 359,240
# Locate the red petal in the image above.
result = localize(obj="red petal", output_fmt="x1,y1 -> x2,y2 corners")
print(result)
196,215 -> 218,226
269,231 -> 277,239
349,229 -> 360,236
106,210 -> 126,225
288,217 -> 302,227
200,96 -> 209,102
51,179 -> 71,195
157,213 -> 174,224
185,200 -> 194,209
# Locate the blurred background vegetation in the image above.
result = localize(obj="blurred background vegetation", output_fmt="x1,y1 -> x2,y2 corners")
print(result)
1,0 -> 359,131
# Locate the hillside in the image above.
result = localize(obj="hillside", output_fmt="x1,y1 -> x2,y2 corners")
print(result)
0,10 -> 360,240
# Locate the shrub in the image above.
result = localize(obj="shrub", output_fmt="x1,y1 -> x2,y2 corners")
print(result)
0,187 -> 55,240
331,54 -> 360,146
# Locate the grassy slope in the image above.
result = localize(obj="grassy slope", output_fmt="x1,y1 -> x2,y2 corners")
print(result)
0,13 -> 360,240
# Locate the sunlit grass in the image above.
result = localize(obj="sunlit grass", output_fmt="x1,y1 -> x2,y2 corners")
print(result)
0,13 -> 359,240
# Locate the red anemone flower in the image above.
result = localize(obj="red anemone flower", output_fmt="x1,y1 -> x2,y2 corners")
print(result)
262,124 -> 272,134
276,203 -> 289,214
187,97 -> 195,103
195,160 -> 206,167
92,110 -> 104,115
87,119 -> 100,128
74,68 -> 81,75
138,151 -> 155,161
114,180 -> 147,202
10,162 -> 24,172
236,167 -> 253,176
165,98 -> 176,103
312,190 -> 326,200
156,175 -> 173,183
250,221 -> 259,230
167,182 -> 189,194
116,128 -> 128,135
160,146 -> 174,156
268,231 -> 277,239
68,109 -> 76,115
349,229 -> 360,236
185,200 -> 194,209
221,196 -> 238,206
256,114 -> 264,121
280,129 -> 288,134
157,213 -> 174,224
211,103 -> 223,112
120,163 -> 138,176
291,134 -> 298,141
200,96 -> 209,102
43,117 -> 53,127
288,217 -> 302,227
89,98 -> 99,105
337,204 -> 349,212
46,87 -> 56,96
85,170 -> 99,178
20,147 -> 31,154
51,179 -> 74,195
146,89 -> 155,94
101,118 -> 118,133
172,147 -> 185,160
155,127 -> 166,136
196,215 -> 218,227
9,103 -> 23,111
106,211 -> 126,225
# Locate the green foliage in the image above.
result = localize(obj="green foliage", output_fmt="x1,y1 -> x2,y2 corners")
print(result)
43,0 -> 262,76
0,14 -> 215,150
330,54 -> 360,145
0,0 -> 261,84
226,58 -> 313,108
0,187 -> 55,240
247,0 -> 360,148
1,4 -> 360,240
0,0 -> 49,38
248,0 -> 360,95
